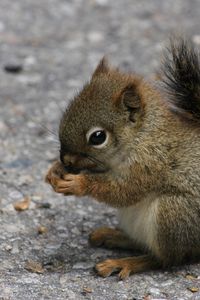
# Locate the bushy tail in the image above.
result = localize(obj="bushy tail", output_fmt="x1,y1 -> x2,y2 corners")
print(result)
162,38 -> 200,121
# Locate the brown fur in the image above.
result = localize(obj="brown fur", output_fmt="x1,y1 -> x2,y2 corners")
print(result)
45,41 -> 200,278
89,227 -> 137,250
95,255 -> 159,279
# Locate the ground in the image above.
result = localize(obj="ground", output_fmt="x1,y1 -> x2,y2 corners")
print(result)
0,0 -> 200,299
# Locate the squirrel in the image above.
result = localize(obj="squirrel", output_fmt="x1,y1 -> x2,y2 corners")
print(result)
45,38 -> 200,279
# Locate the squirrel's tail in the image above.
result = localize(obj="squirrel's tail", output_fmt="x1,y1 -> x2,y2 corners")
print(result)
162,38 -> 200,121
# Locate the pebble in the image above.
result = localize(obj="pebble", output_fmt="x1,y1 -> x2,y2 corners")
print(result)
17,74 -> 41,86
32,195 -> 43,201
87,31 -> 104,43
37,225 -> 48,234
24,56 -> 36,68
90,249 -> 108,260
192,35 -> 200,45
10,240 -> 19,254
36,202 -> 51,209
4,63 -> 23,73
1,203 -> 15,213
149,287 -> 161,295
71,227 -> 80,235
9,191 -> 23,200
72,261 -> 94,270
4,244 -> 12,251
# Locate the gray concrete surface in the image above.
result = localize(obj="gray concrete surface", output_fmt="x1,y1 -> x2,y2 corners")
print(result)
0,0 -> 200,299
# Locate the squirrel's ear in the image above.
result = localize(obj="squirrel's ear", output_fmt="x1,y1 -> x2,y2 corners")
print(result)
115,83 -> 142,122
92,57 -> 109,78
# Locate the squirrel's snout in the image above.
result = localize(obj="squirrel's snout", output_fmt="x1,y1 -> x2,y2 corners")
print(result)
61,154 -> 81,174
60,152 -> 100,174
62,154 -> 77,167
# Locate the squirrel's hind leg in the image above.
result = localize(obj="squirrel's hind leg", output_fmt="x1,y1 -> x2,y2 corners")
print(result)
95,255 -> 160,279
89,227 -> 135,250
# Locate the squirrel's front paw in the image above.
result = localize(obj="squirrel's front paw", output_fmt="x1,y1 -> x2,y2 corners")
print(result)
51,173 -> 87,196
45,161 -> 65,184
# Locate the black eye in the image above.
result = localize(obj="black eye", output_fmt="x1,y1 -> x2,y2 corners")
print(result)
89,130 -> 106,146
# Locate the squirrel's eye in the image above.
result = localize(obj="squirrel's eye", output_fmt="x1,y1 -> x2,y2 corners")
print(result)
90,131 -> 106,145
86,127 -> 109,149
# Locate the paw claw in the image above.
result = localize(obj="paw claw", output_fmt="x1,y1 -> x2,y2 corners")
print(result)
95,260 -> 117,278
94,255 -> 155,278
89,227 -> 120,248
118,268 -> 130,280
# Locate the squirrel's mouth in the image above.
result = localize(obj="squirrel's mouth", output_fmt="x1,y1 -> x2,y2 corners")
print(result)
60,151 -> 109,174
63,164 -> 108,174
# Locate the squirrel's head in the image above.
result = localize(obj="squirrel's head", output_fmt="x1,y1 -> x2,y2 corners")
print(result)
59,58 -> 146,174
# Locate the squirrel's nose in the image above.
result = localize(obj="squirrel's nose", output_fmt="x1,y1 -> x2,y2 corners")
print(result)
62,154 -> 77,166
61,154 -> 80,174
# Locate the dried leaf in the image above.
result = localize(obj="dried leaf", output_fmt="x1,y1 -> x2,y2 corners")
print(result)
25,260 -> 44,274
38,226 -> 47,234
13,196 -> 30,211
82,287 -> 92,294
185,273 -> 198,280
188,287 -> 199,293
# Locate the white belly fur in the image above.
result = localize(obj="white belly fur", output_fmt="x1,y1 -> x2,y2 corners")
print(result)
118,194 -> 158,252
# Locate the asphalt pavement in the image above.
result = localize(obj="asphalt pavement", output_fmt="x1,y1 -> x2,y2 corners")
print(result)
0,0 -> 200,299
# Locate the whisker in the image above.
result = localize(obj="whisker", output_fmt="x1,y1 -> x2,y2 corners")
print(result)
54,100 -> 66,115
29,115 -> 59,141
38,122 -> 58,137
86,154 -> 105,168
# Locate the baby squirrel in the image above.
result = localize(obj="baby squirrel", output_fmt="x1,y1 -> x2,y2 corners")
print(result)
46,39 -> 200,279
